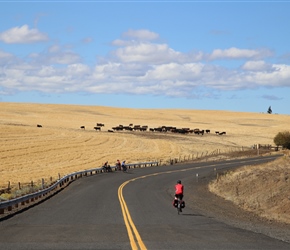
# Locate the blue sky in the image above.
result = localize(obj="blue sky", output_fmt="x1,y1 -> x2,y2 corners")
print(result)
0,1 -> 290,114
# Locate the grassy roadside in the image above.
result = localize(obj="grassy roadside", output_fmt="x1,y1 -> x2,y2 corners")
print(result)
208,152 -> 290,224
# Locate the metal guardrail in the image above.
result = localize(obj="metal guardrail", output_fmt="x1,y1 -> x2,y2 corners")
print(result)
0,161 -> 159,216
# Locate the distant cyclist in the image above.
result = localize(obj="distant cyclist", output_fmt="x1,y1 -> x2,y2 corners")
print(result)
175,180 -> 184,200
174,180 -> 184,211
121,160 -> 127,172
116,159 -> 121,171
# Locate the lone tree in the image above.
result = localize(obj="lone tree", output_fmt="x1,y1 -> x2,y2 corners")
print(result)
267,106 -> 272,114
274,131 -> 290,149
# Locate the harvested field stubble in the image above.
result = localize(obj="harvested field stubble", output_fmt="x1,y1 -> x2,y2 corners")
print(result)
1,102 -> 289,190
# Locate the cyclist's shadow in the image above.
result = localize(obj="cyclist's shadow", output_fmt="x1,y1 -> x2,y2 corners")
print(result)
179,212 -> 204,217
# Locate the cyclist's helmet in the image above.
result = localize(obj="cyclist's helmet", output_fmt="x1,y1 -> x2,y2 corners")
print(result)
177,180 -> 181,184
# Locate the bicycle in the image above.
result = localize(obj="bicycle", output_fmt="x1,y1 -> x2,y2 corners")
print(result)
122,164 -> 130,173
173,197 -> 185,215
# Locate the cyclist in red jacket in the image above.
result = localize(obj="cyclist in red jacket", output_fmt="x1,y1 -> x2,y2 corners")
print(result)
175,180 -> 184,200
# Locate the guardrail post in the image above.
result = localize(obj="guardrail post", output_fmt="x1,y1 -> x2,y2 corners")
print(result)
0,160 -> 159,218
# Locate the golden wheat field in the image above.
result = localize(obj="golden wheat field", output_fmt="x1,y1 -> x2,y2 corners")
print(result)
1,102 -> 290,188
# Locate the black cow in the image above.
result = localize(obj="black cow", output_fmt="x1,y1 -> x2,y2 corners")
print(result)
133,125 -> 141,131
37,124 -> 42,128
94,126 -> 101,131
80,126 -> 85,130
96,123 -> 105,127
140,126 -> 148,131
154,127 -> 163,132
112,126 -> 123,131
123,126 -> 133,131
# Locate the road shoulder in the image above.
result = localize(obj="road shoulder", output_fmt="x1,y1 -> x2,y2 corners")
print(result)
186,171 -> 290,243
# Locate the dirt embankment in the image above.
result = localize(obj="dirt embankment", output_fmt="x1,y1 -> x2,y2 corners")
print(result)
208,155 -> 290,225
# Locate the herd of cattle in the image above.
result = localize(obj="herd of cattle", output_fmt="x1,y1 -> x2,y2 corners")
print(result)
78,123 -> 227,135
36,122 -> 226,135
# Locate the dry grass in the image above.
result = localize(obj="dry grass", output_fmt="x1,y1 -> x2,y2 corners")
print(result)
1,102 -> 290,220
209,156 -> 290,224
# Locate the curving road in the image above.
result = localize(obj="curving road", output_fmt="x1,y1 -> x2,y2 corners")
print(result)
0,155 -> 289,250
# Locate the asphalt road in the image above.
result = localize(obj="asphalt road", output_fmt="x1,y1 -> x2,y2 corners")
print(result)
0,155 -> 289,250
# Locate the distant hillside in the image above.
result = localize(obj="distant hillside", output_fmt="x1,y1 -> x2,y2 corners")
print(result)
0,102 -> 289,186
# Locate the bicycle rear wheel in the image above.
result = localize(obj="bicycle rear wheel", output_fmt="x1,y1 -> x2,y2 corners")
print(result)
177,200 -> 181,215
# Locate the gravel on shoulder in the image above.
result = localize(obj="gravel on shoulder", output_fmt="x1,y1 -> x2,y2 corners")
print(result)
186,171 -> 290,244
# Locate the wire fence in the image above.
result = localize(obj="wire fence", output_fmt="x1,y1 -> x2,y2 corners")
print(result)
1,146 -> 270,200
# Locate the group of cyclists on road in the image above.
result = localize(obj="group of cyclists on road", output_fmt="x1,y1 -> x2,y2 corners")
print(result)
102,160 -> 127,172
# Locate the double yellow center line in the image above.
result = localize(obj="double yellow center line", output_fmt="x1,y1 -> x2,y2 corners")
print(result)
118,172 -> 182,249
117,157 -> 269,249
118,178 -> 147,250
118,170 -> 196,250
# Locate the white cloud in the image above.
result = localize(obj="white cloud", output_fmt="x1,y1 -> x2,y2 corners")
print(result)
48,45 -> 61,53
0,25 -> 48,44
143,63 -> 203,82
113,42 -> 183,64
245,64 -> 290,87
111,39 -> 132,47
0,29 -> 290,98
209,47 -> 273,60
47,52 -> 81,65
67,64 -> 91,76
27,45 -> 81,65
0,50 -> 15,65
241,60 -> 273,71
0,50 -> 13,59
123,29 -> 159,41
